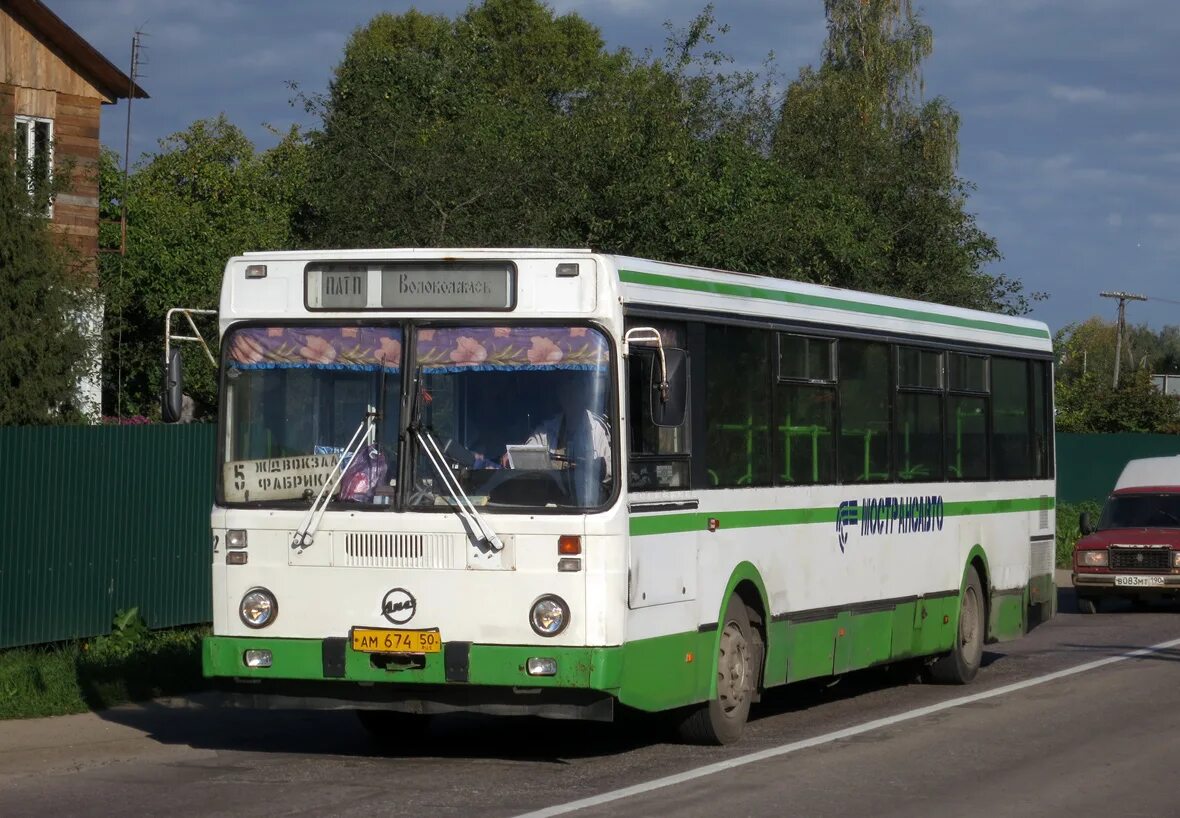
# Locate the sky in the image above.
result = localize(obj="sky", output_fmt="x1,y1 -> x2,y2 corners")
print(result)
44,0 -> 1180,334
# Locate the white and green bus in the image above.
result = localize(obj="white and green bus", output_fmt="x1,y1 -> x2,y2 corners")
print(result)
194,248 -> 1055,744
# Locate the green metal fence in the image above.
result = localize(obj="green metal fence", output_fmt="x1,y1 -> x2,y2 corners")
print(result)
0,424 -> 215,650
1056,433 -> 1180,504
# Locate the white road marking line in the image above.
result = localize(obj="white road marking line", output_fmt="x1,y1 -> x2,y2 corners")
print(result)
514,636 -> 1180,818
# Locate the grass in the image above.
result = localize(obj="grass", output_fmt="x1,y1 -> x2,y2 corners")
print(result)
0,625 -> 207,720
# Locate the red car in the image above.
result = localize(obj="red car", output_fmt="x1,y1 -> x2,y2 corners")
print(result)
1072,455 -> 1180,613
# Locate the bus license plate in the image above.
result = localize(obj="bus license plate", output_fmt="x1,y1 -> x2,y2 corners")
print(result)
1114,575 -> 1166,587
351,627 -> 441,654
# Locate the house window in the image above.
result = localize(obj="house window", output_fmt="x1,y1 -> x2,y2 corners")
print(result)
14,116 -> 53,214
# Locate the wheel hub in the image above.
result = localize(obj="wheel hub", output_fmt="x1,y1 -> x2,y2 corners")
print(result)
717,621 -> 750,714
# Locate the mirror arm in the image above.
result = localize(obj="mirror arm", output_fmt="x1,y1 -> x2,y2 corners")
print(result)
624,327 -> 670,403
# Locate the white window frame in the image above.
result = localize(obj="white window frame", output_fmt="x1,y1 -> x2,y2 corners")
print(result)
13,115 -> 54,217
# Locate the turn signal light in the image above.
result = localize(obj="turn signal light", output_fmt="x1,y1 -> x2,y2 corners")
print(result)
558,535 -> 581,555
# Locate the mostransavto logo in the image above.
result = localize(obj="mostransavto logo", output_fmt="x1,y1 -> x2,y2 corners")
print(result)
836,495 -> 945,551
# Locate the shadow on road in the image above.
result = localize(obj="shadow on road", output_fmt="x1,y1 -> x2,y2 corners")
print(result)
95,698 -> 673,762
1058,583 -> 1180,616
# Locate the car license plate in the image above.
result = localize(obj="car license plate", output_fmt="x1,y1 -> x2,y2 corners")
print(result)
1114,575 -> 1166,587
350,627 -> 441,654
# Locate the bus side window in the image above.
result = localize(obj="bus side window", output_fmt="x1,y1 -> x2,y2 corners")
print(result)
991,357 -> 1033,479
895,346 -> 944,482
837,340 -> 891,484
775,333 -> 836,485
947,353 -> 989,480
704,325 -> 773,487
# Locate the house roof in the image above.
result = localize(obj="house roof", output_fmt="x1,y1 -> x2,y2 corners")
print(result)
3,0 -> 149,100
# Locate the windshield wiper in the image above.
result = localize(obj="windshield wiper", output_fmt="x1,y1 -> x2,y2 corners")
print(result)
408,369 -> 503,553
291,409 -> 375,552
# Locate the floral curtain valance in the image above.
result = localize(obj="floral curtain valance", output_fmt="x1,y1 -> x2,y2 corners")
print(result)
226,326 -> 609,373
415,327 -> 609,372
228,327 -> 402,371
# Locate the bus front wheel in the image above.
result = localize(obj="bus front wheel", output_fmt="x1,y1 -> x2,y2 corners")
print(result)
678,596 -> 754,745
929,565 -> 984,684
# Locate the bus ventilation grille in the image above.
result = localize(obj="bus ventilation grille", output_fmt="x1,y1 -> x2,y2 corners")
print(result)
1038,496 -> 1051,530
1029,537 -> 1054,577
342,533 -> 460,569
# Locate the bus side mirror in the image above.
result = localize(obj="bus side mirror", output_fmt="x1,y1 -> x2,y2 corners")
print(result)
162,348 -> 184,423
651,347 -> 687,427
1079,512 -> 1094,536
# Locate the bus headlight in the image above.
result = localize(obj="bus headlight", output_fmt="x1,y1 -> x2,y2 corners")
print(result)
529,595 -> 569,637
239,588 -> 278,629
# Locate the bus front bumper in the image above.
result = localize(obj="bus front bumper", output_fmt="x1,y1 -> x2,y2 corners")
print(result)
203,636 -> 624,719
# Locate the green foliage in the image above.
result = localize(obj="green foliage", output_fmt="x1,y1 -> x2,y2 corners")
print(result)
99,117 -> 309,418
0,131 -> 95,425
102,607 -> 150,655
1057,317 -> 1180,383
772,0 -> 1029,313
1056,370 -> 1180,434
0,627 -> 206,719
1056,500 -> 1103,568
297,0 -> 1017,314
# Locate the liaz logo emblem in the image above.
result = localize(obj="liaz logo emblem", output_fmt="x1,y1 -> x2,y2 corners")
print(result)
381,588 -> 417,624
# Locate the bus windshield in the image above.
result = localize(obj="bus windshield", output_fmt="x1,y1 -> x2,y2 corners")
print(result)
221,326 -> 403,506
408,325 -> 615,511
1099,493 -> 1180,529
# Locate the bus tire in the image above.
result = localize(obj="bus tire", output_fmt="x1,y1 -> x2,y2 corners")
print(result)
677,596 -> 754,745
929,565 -> 984,685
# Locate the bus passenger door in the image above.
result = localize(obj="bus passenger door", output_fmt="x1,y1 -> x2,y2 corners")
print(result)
622,321 -> 696,609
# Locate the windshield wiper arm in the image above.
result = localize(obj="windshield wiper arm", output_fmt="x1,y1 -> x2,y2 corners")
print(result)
292,410 -> 374,552
408,370 -> 502,553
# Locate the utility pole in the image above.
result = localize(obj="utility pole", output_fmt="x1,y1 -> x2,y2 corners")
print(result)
1100,290 -> 1147,387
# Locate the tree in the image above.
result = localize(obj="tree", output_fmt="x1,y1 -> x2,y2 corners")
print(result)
300,0 -> 1023,315
0,132 -> 94,425
100,117 -> 309,418
1055,370 -> 1180,434
772,0 -> 1032,313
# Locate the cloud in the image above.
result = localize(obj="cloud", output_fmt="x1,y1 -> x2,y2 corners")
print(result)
1049,84 -> 1110,104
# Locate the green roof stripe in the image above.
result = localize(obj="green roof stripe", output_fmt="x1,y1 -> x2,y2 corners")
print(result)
618,269 -> 1051,340
630,495 -> 1053,536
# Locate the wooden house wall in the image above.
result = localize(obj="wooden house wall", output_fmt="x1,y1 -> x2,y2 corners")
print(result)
2,6 -> 108,277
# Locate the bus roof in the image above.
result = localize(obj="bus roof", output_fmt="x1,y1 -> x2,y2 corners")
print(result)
228,248 -> 1051,352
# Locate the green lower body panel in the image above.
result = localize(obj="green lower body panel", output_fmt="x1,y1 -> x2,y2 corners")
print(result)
204,636 -> 624,690
204,574 -> 1052,717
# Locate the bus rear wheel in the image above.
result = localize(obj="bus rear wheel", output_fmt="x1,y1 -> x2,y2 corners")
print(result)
929,565 -> 984,685
678,596 -> 754,745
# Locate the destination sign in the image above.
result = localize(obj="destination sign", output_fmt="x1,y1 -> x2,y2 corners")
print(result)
306,265 -> 368,309
223,454 -> 341,502
306,262 -> 514,311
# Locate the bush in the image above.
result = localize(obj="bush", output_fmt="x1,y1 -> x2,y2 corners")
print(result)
1056,500 -> 1103,568
0,626 -> 206,720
